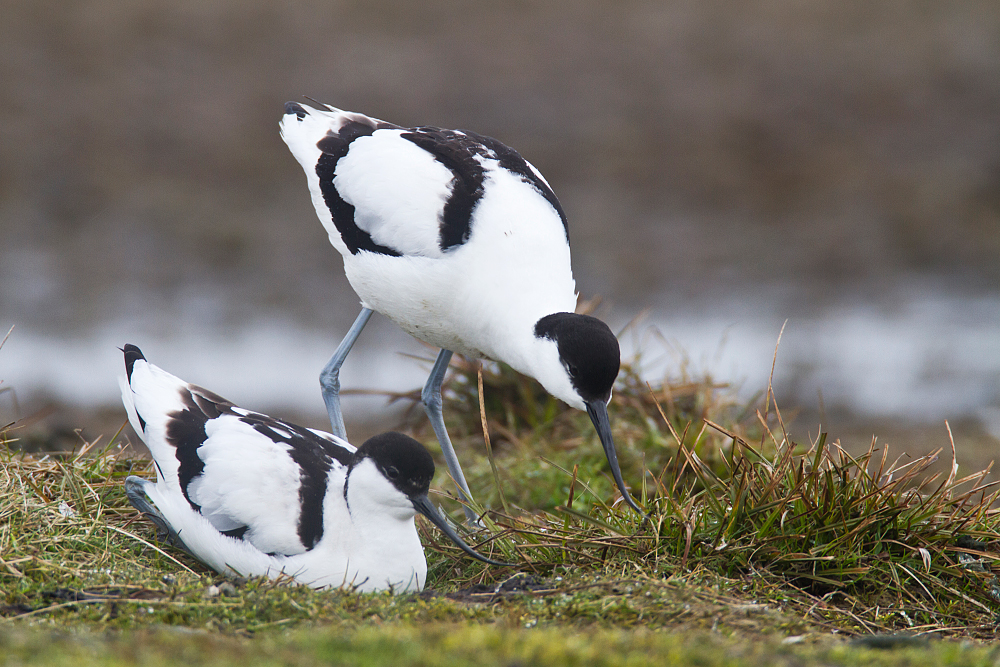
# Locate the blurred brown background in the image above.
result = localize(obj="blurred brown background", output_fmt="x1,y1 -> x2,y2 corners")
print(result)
1,1 -> 998,454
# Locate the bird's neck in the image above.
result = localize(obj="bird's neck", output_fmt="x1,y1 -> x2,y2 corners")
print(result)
486,316 -> 581,410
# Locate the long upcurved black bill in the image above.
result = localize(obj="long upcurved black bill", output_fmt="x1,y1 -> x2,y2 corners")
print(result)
586,399 -> 645,515
411,494 -> 512,566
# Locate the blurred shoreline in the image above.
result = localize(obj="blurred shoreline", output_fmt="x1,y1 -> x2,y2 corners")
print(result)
3,283 -> 998,451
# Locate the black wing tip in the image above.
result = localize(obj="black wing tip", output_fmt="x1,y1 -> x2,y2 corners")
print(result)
122,344 -> 145,383
284,101 -> 308,119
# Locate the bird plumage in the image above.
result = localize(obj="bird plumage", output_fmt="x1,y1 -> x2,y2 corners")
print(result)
280,103 -> 577,364
121,344 -> 503,592
280,101 -> 642,516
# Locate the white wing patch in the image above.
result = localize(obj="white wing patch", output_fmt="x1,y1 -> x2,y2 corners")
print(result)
334,130 -> 454,258
186,415 -> 344,556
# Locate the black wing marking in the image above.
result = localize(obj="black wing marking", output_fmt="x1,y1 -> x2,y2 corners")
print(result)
162,385 -> 353,551
165,387 -> 230,511
400,128 -> 487,251
467,131 -> 569,241
234,411 -> 353,550
402,128 -> 569,251
221,526 -> 249,540
316,119 -> 403,257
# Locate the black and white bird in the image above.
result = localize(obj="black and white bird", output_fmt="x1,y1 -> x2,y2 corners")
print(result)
280,101 -> 642,517
120,344 -> 504,593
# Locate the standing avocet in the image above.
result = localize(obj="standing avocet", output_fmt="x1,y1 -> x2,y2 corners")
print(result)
279,101 -> 642,517
120,344 -> 505,593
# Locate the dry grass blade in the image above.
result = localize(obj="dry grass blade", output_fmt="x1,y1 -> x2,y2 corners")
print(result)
0,325 -> 13,352
478,364 -> 510,515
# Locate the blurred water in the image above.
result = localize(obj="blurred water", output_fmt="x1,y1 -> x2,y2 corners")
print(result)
2,285 -> 997,435
641,289 -> 1000,426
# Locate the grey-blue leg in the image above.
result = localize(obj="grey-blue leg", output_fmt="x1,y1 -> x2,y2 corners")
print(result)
125,476 -> 193,556
421,349 -> 477,522
321,307 -> 374,438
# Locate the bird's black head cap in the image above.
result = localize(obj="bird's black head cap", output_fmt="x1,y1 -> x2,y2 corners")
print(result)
353,432 -> 435,497
534,313 -> 620,402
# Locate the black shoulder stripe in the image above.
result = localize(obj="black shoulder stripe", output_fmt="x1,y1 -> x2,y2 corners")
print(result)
401,128 -> 486,251
236,412 -> 352,550
467,131 -> 569,241
165,388 -> 217,511
316,122 -> 402,257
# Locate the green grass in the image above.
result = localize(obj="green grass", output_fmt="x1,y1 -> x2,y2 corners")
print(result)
4,623 -> 1000,667
2,336 -> 1000,664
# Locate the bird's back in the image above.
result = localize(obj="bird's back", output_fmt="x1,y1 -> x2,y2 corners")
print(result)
121,346 -> 356,557
280,102 -> 578,357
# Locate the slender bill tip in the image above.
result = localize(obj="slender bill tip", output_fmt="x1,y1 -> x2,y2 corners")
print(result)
411,494 -> 513,567
585,399 -> 646,516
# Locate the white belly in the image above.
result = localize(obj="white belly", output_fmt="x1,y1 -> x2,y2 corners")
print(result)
343,232 -> 576,361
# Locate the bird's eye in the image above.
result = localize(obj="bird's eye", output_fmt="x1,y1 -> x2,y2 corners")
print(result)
385,466 -> 400,479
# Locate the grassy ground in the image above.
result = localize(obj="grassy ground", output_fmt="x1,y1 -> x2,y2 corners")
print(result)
3,345 -> 1000,665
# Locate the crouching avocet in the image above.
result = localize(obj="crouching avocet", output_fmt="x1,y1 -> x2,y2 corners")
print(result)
280,101 -> 642,518
120,344 -> 506,593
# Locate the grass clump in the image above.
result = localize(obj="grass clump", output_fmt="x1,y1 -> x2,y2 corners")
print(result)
412,343 -> 1000,639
